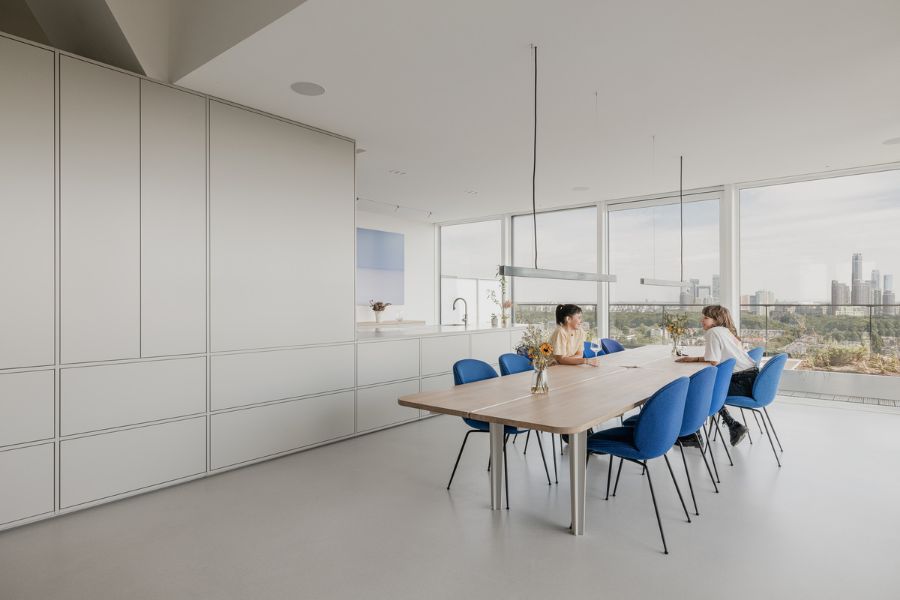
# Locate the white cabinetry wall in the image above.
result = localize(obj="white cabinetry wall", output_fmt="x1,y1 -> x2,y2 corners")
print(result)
1,34 -> 495,532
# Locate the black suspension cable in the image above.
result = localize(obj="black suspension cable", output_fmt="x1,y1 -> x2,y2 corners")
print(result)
532,45 -> 538,269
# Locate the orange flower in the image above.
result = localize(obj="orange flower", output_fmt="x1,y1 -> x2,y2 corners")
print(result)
540,342 -> 553,356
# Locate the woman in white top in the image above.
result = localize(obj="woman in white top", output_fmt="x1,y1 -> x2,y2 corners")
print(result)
549,304 -> 599,366
676,304 -> 753,446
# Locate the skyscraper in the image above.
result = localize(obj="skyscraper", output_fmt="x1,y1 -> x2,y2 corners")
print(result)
852,253 -> 863,283
884,290 -> 897,315
884,274 -> 894,292
852,281 -> 872,305
831,280 -> 850,314
754,290 -> 774,315
871,269 -> 881,289
712,274 -> 720,302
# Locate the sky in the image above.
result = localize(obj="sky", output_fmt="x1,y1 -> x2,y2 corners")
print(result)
439,168 -> 900,307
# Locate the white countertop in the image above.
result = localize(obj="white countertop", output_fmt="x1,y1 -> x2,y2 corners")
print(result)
356,324 -> 526,341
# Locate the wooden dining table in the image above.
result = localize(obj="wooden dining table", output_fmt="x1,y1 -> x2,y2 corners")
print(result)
398,345 -> 706,535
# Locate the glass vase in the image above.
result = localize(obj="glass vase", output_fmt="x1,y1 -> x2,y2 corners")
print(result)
531,366 -> 550,394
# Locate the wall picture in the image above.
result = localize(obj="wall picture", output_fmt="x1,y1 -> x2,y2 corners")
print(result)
356,228 -> 404,305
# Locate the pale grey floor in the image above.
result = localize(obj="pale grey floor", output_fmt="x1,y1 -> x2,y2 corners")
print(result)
2,397 -> 900,600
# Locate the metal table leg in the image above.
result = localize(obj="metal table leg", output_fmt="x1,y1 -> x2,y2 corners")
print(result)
489,422 -> 504,510
569,430 -> 587,535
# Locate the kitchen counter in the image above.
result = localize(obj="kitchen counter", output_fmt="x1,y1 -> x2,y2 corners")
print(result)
356,324 -> 526,342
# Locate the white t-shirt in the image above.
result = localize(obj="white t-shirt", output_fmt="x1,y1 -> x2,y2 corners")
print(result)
704,326 -> 755,371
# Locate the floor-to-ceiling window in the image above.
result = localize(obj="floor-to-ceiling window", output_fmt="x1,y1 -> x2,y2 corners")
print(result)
511,206 -> 598,333
740,169 -> 900,375
607,195 -> 720,348
440,220 -> 502,326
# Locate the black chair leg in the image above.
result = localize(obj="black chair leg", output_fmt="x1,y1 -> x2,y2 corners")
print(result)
550,433 -> 558,484
739,408 -> 755,444
605,455 -> 613,500
612,457 -> 624,496
504,434 -> 511,509
663,454 -> 691,523
698,428 -> 719,492
703,421 -> 720,483
644,461 -> 669,555
678,442 -> 699,515
534,431 -> 552,485
524,430 -> 531,455
763,407 -> 784,452
713,416 -> 734,466
757,409 -> 782,467
448,431 -> 474,489
751,409 -> 764,434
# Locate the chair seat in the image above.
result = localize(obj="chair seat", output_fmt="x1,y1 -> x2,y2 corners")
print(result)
586,426 -> 643,461
463,417 -> 526,435
724,395 -> 760,409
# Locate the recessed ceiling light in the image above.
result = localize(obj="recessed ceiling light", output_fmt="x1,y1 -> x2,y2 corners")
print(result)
465,190 -> 478,195
290,81 -> 325,96
388,169 -> 406,175
356,148 -> 366,154
572,186 -> 590,192
883,137 -> 900,146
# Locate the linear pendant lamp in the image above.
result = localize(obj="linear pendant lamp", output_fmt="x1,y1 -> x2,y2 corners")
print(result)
639,155 -> 691,289
498,45 -> 616,284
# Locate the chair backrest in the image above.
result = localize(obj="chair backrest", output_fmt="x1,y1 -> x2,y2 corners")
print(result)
632,377 -> 690,459
582,341 -> 606,358
747,347 -> 764,365
751,353 -> 788,407
601,338 -> 625,354
709,358 -> 736,416
680,366 -> 717,437
453,359 -> 498,385
498,353 -> 533,376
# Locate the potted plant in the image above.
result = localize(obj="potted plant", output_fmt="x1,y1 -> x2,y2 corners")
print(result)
515,325 -> 556,393
663,313 -> 689,356
369,300 -> 391,323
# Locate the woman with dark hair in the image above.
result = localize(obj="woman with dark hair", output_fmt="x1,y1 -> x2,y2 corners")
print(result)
676,304 -> 753,445
549,304 -> 598,366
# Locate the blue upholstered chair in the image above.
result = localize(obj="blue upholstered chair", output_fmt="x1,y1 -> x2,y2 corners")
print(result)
622,366 -> 719,515
498,353 -> 532,376
725,353 -> 788,467
705,358 -> 736,477
601,338 -> 625,354
583,341 -> 606,358
447,360 -> 551,508
587,377 -> 690,554
747,347 -> 764,365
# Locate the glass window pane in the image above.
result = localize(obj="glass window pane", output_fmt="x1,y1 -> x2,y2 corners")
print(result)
440,221 -> 503,324
512,207 -> 598,304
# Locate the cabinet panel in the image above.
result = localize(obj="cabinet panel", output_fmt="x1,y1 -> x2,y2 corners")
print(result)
211,345 -> 354,410
209,101 -> 355,351
61,358 -> 206,435
60,56 -> 140,363
0,38 -> 54,368
471,330 -> 512,365
211,391 -> 354,469
420,335 -> 470,376
140,81 -> 207,357
357,339 -> 419,386
0,370 -> 54,447
61,417 -> 206,508
0,444 -> 54,525
357,380 -> 420,432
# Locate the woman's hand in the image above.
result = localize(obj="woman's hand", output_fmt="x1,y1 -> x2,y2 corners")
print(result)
675,356 -> 695,363
585,357 -> 599,367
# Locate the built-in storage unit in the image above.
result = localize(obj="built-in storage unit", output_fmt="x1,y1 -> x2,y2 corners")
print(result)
0,444 -> 54,525
0,370 -> 54,448
0,37 -> 55,370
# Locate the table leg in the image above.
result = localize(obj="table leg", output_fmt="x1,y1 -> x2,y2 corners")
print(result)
569,430 -> 587,535
489,422 -> 504,510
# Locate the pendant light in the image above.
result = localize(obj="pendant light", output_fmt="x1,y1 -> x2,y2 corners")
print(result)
498,45 -> 617,283
640,155 -> 692,288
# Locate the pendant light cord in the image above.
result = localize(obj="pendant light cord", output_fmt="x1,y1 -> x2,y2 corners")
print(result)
679,155 -> 684,282
532,45 -> 539,269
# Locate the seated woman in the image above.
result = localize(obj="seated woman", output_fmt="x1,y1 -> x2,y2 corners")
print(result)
676,304 -> 753,446
550,304 -> 598,366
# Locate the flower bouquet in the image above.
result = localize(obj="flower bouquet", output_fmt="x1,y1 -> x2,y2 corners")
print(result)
515,324 -> 556,393
663,313 -> 689,356
369,299 -> 391,323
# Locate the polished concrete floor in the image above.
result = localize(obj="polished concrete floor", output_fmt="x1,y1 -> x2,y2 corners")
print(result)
1,396 -> 899,600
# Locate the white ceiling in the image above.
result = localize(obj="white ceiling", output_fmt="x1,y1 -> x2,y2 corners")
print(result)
176,0 -> 900,222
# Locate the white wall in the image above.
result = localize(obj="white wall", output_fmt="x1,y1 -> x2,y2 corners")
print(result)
355,211 -> 437,324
